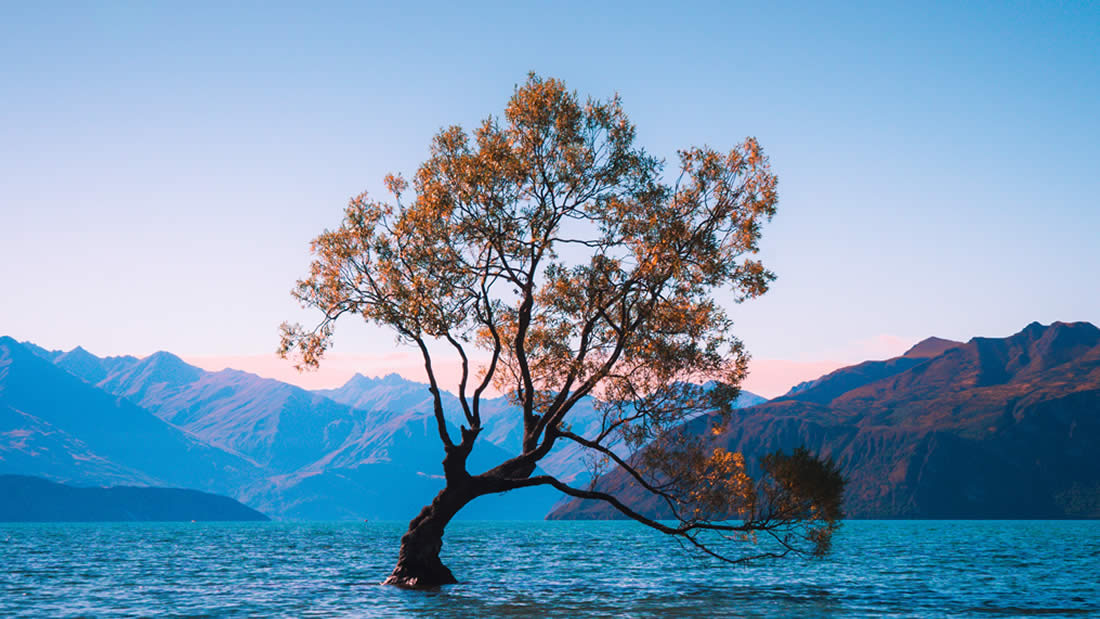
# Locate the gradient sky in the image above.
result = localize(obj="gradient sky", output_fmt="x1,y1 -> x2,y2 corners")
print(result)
2,2 -> 1097,396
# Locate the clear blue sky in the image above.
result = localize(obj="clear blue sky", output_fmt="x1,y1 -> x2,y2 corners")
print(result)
2,1 -> 1097,366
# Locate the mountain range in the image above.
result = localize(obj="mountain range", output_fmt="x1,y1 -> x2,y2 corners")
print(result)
550,321 -> 1100,519
5,321 -> 1096,522
1,335 -> 763,520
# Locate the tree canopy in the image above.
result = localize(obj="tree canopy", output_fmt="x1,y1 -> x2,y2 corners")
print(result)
280,74 -> 844,588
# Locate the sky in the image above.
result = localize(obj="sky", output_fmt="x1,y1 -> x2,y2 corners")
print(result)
2,2 -> 1097,397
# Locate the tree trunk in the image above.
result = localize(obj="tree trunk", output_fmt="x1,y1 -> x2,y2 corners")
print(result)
382,482 -> 474,588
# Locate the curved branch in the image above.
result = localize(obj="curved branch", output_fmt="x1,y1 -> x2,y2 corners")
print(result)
444,333 -> 474,427
413,337 -> 455,450
555,429 -> 682,516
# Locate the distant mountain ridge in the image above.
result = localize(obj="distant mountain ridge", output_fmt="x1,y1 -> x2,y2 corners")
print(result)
551,321 -> 1100,520
901,336 -> 962,359
780,336 -> 964,403
5,337 -> 764,520
22,322 -> 1087,523
8,341 -> 560,519
0,337 -> 261,494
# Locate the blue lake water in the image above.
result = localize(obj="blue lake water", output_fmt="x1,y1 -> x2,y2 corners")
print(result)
1,520 -> 1097,617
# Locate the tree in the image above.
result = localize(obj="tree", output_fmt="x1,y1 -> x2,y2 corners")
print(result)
280,75 -> 845,588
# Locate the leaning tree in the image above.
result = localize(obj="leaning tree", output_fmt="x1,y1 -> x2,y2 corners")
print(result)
280,75 -> 844,588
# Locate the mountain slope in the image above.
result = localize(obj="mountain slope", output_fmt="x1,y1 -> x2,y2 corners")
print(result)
0,338 -> 261,493
0,475 -> 269,522
100,357 -> 365,473
551,321 -> 1100,520
779,336 -> 962,404
13,338 -> 763,520
24,344 -> 562,519
0,404 -> 158,487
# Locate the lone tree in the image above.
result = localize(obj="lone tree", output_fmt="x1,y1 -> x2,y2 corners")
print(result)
280,75 -> 844,588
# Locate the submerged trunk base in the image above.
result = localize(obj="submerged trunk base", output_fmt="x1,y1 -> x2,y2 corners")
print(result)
382,485 -> 470,589
382,560 -> 458,589
382,524 -> 458,589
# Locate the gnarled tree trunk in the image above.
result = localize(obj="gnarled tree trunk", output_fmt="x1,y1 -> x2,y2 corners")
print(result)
383,481 -> 476,588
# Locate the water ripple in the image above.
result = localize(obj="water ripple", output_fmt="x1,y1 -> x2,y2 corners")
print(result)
0,520 -> 1097,617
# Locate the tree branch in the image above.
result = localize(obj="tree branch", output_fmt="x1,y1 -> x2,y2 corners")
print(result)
413,337 -> 455,450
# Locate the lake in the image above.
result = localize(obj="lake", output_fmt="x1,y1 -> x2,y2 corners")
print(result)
1,520 -> 1097,617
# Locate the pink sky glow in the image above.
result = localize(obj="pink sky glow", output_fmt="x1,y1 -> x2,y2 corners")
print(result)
182,351 -> 894,400
183,333 -> 918,399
